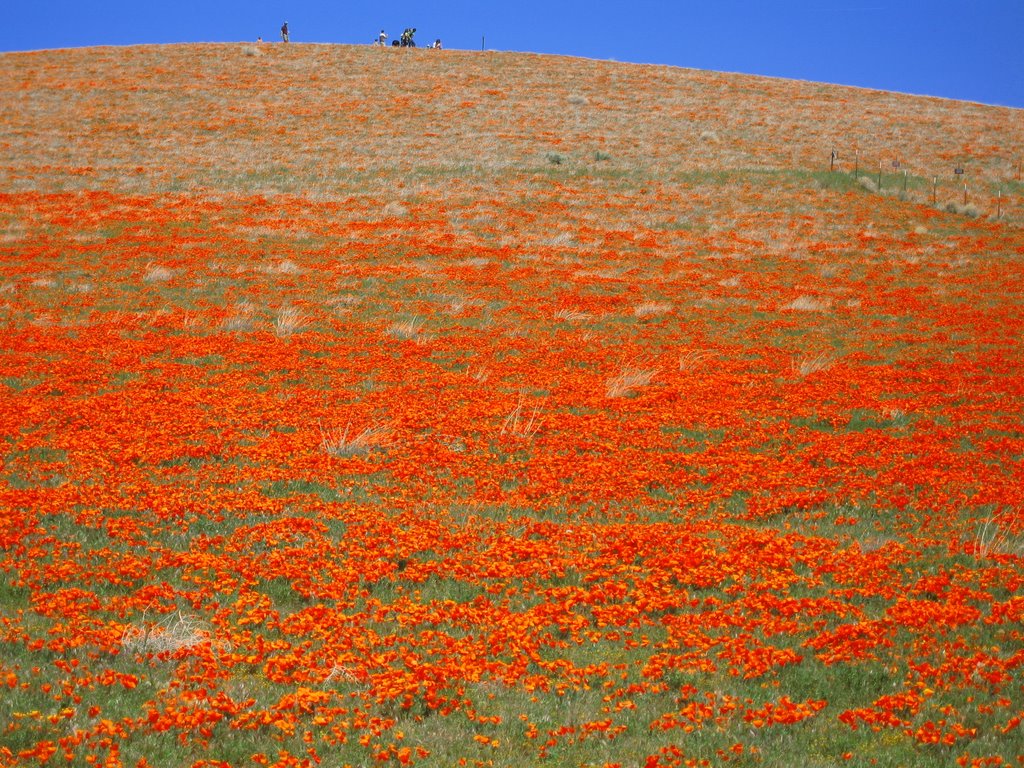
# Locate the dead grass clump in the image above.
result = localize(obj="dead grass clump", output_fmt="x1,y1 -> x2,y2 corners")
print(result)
792,351 -> 836,378
274,306 -> 308,338
121,612 -> 229,655
143,263 -> 173,283
319,420 -> 394,457
554,307 -> 591,322
972,512 -> 1022,559
382,201 -> 409,218
223,301 -> 257,332
856,536 -> 895,554
784,295 -> 831,312
567,94 -> 588,106
633,301 -> 673,318
606,366 -> 658,398
500,393 -> 543,440
679,349 -> 715,371
389,317 -> 424,340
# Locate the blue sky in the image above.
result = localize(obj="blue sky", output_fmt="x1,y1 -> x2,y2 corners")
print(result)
2,1 -> 1022,108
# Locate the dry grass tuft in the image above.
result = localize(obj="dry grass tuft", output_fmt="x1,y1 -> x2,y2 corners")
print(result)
121,611 -> 229,655
143,263 -> 173,283
972,512 -> 1023,559
633,301 -> 673,318
784,295 -> 831,312
678,349 -> 715,371
606,366 -> 659,398
554,308 -> 591,322
223,301 -> 257,332
792,351 -> 836,378
500,393 -> 543,440
389,317 -> 425,340
319,420 -> 394,457
274,306 -> 308,338
382,201 -> 410,218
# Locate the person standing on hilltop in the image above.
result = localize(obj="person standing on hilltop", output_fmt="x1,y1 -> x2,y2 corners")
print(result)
378,29 -> 387,46
281,21 -> 289,43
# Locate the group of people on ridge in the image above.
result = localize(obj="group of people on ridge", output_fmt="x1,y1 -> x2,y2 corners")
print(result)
262,21 -> 441,49
376,28 -> 442,49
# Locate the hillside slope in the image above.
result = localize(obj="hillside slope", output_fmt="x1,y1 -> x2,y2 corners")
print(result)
1,43 -> 1021,197
1,44 -> 1023,768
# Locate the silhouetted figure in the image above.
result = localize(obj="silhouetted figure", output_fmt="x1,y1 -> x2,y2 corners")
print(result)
281,22 -> 289,43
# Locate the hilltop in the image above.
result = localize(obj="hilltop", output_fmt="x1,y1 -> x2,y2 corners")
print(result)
1,43 -> 1021,198
1,44 -> 1023,768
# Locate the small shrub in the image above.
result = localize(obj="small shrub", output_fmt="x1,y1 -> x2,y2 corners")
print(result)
857,176 -> 878,193
593,150 -> 612,162
545,152 -> 565,166
942,201 -> 980,218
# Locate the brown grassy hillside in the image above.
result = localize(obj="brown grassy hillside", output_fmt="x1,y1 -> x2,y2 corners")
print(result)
1,43 -> 1021,199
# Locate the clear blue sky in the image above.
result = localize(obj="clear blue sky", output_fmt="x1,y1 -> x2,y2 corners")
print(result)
2,1 -> 1022,108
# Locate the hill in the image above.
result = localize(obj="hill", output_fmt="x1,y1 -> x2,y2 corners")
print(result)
1,43 -> 1023,767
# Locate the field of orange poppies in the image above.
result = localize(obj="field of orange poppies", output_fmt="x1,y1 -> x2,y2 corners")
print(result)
1,42 -> 1023,767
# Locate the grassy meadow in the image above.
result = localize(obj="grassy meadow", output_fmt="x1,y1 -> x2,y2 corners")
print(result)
1,42 -> 1023,767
